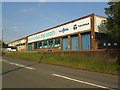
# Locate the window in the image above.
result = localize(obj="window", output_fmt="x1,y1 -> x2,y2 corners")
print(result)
34,42 -> 37,49
37,41 -> 42,49
43,40 -> 47,48
48,39 -> 53,48
54,38 -> 60,47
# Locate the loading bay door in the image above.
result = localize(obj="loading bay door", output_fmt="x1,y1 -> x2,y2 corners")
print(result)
62,37 -> 68,51
81,32 -> 91,50
71,35 -> 79,50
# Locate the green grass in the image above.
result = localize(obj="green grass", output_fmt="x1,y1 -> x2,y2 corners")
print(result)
3,52 -> 120,75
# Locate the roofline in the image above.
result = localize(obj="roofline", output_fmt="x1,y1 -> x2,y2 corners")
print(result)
8,37 -> 27,44
95,15 -> 107,19
27,13 -> 94,37
8,13 -> 95,44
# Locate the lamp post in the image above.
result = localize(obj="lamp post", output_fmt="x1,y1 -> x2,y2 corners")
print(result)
1,28 -> 3,49
1,28 -> 3,52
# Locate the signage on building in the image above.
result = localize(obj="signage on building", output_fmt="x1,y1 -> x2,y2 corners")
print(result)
28,30 -> 55,42
73,24 -> 77,30
59,28 -> 69,33
28,17 -> 91,43
73,23 -> 89,30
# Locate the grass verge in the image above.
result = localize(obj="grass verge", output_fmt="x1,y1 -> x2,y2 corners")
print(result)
3,52 -> 120,75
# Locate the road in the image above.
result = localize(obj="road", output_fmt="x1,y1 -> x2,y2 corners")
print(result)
1,57 -> 119,89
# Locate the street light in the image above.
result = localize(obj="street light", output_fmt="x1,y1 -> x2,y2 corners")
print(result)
1,28 -> 3,52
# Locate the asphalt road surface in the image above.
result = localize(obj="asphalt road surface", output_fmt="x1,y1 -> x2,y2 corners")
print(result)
1,57 -> 119,89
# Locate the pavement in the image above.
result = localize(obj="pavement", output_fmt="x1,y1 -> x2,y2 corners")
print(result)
1,57 -> 119,89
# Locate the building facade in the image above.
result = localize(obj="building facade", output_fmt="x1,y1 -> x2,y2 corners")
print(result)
8,14 -> 107,52
8,37 -> 27,51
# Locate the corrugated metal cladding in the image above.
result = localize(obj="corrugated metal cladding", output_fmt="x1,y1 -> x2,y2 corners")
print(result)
28,43 -> 32,51
62,37 -> 68,51
71,35 -> 79,50
81,32 -> 91,50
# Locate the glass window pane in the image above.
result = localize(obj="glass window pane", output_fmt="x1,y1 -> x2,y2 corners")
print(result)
54,38 -> 60,47
43,40 -> 47,48
48,39 -> 53,48
34,42 -> 37,49
37,41 -> 42,49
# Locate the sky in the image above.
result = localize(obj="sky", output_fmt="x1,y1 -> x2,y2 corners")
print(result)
2,2 -> 109,44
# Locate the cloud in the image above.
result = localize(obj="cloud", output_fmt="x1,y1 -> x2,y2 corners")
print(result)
21,8 -> 33,13
11,26 -> 20,32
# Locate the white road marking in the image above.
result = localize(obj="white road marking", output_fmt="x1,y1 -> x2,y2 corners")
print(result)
2,59 -> 35,70
1,59 -> 115,89
52,73 -> 114,90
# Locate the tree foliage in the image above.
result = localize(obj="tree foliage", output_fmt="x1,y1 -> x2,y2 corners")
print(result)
104,2 -> 120,43
3,42 -> 8,48
0,40 -> 8,48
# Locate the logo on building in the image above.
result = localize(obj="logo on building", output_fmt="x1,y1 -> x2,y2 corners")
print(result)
73,23 -> 89,30
78,23 -> 89,27
73,24 -> 77,30
59,28 -> 69,33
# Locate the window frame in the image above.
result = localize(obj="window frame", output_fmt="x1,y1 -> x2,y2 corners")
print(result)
54,38 -> 60,47
37,41 -> 42,49
34,42 -> 37,49
43,40 -> 48,48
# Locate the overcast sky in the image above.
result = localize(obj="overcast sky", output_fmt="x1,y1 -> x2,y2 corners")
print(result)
2,2 -> 109,43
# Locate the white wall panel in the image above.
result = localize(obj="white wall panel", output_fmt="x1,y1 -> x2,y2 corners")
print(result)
94,15 -> 107,32
28,17 -> 91,43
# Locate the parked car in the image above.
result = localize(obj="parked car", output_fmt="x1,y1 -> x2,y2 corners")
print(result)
6,46 -> 17,51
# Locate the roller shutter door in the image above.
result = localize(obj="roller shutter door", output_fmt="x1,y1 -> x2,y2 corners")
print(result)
28,43 -> 32,51
71,35 -> 79,50
62,37 -> 68,51
81,32 -> 91,50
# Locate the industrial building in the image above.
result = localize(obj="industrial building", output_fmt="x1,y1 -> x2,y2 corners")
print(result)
8,14 -> 107,52
8,37 -> 27,51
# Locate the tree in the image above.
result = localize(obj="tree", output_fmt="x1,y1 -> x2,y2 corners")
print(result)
3,42 -> 8,48
104,2 -> 120,43
0,40 -> 8,48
